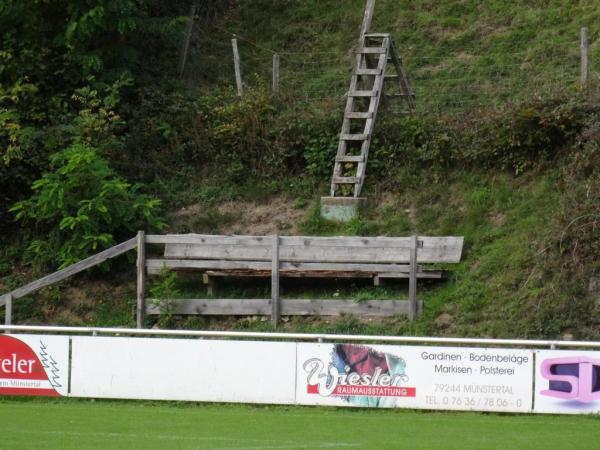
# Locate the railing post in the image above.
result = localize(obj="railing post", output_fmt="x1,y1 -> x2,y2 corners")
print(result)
272,53 -> 280,94
580,27 -> 589,95
271,234 -> 280,327
408,235 -> 418,321
136,231 -> 146,329
4,294 -> 12,332
232,37 -> 243,97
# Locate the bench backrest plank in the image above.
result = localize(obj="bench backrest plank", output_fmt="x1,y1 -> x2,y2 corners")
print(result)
154,234 -> 463,264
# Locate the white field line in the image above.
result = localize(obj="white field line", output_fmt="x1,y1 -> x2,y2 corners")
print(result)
206,444 -> 358,450
1,428 -> 359,448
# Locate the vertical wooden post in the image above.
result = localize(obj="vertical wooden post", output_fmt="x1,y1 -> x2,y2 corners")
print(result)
271,234 -> 280,327
202,273 -> 215,296
178,4 -> 197,78
272,53 -> 280,94
581,27 -> 589,95
4,294 -> 12,331
232,37 -> 243,97
136,231 -> 146,329
360,0 -> 376,37
408,235 -> 418,321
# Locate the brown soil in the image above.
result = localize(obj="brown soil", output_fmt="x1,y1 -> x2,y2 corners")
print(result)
218,197 -> 311,235
175,196 -> 313,235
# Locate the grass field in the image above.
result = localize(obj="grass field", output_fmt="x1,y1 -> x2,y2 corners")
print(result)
1,399 -> 599,450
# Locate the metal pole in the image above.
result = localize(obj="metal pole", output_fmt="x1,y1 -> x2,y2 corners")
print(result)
3,324 -> 600,349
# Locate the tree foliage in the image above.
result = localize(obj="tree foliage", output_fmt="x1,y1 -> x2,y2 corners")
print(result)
0,0 -> 183,263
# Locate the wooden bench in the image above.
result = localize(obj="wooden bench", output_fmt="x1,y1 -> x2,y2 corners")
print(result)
142,234 -> 464,323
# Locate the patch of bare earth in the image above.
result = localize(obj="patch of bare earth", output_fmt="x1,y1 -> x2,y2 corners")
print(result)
218,197 -> 312,235
175,196 -> 312,235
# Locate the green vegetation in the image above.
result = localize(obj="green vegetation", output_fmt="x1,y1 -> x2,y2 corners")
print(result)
0,1 -> 598,339
1,399 -> 600,450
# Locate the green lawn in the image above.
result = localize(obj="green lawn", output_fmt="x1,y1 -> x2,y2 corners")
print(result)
1,399 -> 599,449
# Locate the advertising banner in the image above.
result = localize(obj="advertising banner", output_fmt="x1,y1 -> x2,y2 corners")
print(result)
0,334 -> 69,397
296,343 -> 533,412
534,350 -> 600,414
70,336 -> 296,404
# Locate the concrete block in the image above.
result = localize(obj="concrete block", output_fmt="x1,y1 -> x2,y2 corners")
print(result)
320,196 -> 366,222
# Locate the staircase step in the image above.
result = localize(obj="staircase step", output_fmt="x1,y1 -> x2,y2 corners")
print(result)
345,111 -> 374,119
332,177 -> 361,184
348,90 -> 377,97
340,133 -> 368,141
355,68 -> 382,76
363,33 -> 391,38
384,74 -> 399,79
356,47 -> 387,54
336,155 -> 365,163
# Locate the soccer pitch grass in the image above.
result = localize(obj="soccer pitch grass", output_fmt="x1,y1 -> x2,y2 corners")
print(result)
1,399 -> 599,450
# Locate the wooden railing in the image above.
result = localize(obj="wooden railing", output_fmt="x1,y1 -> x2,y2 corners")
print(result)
0,234 -> 142,328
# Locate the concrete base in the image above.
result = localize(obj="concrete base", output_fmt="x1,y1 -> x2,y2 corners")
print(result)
320,196 -> 366,222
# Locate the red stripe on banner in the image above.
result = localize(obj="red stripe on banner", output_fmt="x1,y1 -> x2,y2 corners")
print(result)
307,384 -> 416,397
307,384 -> 319,394
0,387 -> 59,397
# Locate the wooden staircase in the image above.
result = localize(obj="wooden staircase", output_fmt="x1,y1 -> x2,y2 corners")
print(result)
330,33 -> 415,198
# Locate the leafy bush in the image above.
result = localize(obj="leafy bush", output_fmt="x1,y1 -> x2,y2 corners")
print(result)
466,99 -> 586,173
11,143 -> 164,269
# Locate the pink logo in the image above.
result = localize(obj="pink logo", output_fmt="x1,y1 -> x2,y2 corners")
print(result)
540,356 -> 600,403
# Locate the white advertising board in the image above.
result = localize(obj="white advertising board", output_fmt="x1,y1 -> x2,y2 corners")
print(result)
0,334 -> 69,397
70,336 -> 296,404
296,343 -> 533,412
534,350 -> 600,414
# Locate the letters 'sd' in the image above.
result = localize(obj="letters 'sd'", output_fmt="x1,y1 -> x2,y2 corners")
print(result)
540,356 -> 600,403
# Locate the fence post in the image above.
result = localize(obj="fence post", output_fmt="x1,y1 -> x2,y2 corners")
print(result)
271,234 -> 280,327
360,0 -> 376,37
4,294 -> 12,331
232,37 -> 243,97
136,231 -> 146,329
408,235 -> 418,321
272,53 -> 280,94
178,4 -> 197,78
580,27 -> 589,95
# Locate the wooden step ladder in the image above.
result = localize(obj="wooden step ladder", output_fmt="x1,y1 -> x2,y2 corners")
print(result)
330,33 -> 415,198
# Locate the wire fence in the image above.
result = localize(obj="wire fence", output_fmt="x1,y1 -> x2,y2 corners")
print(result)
181,22 -> 599,116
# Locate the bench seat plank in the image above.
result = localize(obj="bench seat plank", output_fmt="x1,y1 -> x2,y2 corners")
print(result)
146,259 -> 433,274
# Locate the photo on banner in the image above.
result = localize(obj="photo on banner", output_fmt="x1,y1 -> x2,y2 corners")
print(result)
296,343 -> 534,412
534,350 -> 600,414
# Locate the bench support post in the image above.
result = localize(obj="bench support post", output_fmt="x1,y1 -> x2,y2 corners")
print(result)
408,235 -> 418,321
136,230 -> 146,329
203,273 -> 215,296
271,235 -> 280,327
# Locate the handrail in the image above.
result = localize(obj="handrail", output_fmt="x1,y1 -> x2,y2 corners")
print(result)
1,324 -> 599,349
0,236 -> 138,307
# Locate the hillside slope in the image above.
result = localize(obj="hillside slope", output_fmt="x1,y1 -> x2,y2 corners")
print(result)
0,1 -> 598,339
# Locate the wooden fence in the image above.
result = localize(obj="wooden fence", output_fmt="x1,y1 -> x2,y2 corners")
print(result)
1,231 -> 461,328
